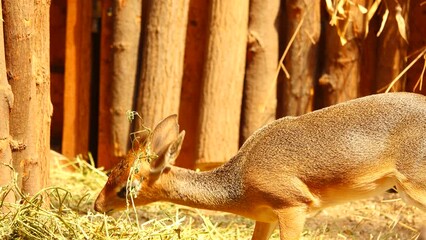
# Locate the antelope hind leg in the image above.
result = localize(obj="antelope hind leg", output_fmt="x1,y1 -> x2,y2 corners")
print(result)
275,206 -> 307,240
251,221 -> 278,240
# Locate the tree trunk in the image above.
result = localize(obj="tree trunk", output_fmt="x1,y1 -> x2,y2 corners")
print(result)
62,0 -> 92,158
50,0 -> 67,151
98,0 -> 114,169
317,1 -> 366,107
136,1 -> 189,128
281,0 -> 320,116
241,0 -> 280,142
406,0 -> 426,94
4,0 -> 51,196
111,0 -> 141,158
4,0 -> 35,192
31,0 -> 52,195
98,0 -> 142,169
375,0 -> 408,92
196,0 -> 249,169
177,0 -> 209,169
0,1 -> 15,204
360,13 -> 378,97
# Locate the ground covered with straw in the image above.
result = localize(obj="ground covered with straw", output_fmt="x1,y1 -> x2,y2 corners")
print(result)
1,153 -> 425,239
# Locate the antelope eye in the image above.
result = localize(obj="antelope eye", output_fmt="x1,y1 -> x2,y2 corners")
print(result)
116,176 -> 144,199
117,186 -> 127,199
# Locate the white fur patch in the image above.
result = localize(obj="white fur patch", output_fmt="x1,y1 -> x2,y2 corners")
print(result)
344,130 -> 386,161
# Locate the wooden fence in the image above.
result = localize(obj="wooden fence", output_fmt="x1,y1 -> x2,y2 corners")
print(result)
59,0 -> 426,171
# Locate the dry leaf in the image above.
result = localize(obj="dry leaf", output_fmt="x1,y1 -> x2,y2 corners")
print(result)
418,54 -> 426,90
327,0 -> 339,26
357,4 -> 368,14
377,9 -> 389,37
365,0 -> 382,37
337,0 -> 347,17
325,0 -> 334,13
367,0 -> 382,21
395,5 -> 408,42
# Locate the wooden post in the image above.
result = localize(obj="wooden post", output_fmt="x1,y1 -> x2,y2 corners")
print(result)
0,1 -> 15,204
62,0 -> 93,158
196,0 -> 249,169
50,0 -> 67,151
406,0 -> 426,94
317,1 -> 366,107
177,0 -> 209,169
98,0 -> 114,169
136,1 -> 189,128
4,0 -> 34,192
32,0 -> 52,194
110,0 -> 141,164
98,0 -> 141,169
241,0 -> 280,142
4,0 -> 51,196
360,12 -> 378,97
281,1 -> 320,116
375,0 -> 408,92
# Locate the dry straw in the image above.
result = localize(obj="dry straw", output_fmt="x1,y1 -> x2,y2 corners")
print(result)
0,154 -> 258,240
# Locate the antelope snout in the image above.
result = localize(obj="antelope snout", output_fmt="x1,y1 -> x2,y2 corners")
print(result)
94,193 -> 108,213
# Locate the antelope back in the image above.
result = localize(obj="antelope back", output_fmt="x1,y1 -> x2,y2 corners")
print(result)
237,92 -> 426,208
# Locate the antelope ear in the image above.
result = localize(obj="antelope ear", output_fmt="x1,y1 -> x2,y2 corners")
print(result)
150,130 -> 185,175
165,130 -> 185,166
149,115 -> 183,174
150,115 -> 179,157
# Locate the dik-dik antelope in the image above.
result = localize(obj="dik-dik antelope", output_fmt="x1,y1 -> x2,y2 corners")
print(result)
95,92 -> 426,239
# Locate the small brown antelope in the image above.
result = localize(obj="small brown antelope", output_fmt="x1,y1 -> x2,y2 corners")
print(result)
95,92 -> 426,239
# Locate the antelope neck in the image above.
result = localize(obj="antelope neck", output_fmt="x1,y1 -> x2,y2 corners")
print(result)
161,165 -> 243,211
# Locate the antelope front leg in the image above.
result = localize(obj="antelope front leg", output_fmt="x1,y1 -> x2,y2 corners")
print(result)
251,221 -> 278,240
275,206 -> 307,240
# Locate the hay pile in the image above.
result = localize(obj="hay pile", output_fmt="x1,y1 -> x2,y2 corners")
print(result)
0,155 -> 256,240
0,153 -> 424,239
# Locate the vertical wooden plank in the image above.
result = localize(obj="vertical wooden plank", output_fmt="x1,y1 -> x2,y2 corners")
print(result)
317,0 -> 366,107
109,0 -> 142,165
360,11 -> 378,96
406,0 -> 425,94
62,0 -> 93,158
4,0 -> 36,191
375,0 -> 408,92
280,1 -> 320,116
32,0 -> 52,195
195,0 -> 249,169
97,0 -> 115,169
50,0 -> 67,151
241,0 -> 280,142
0,0 -> 15,205
177,0 -> 209,169
136,2 -> 189,131
4,0 -> 51,197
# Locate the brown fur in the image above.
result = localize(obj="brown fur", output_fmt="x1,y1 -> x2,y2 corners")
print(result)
95,92 -> 426,239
